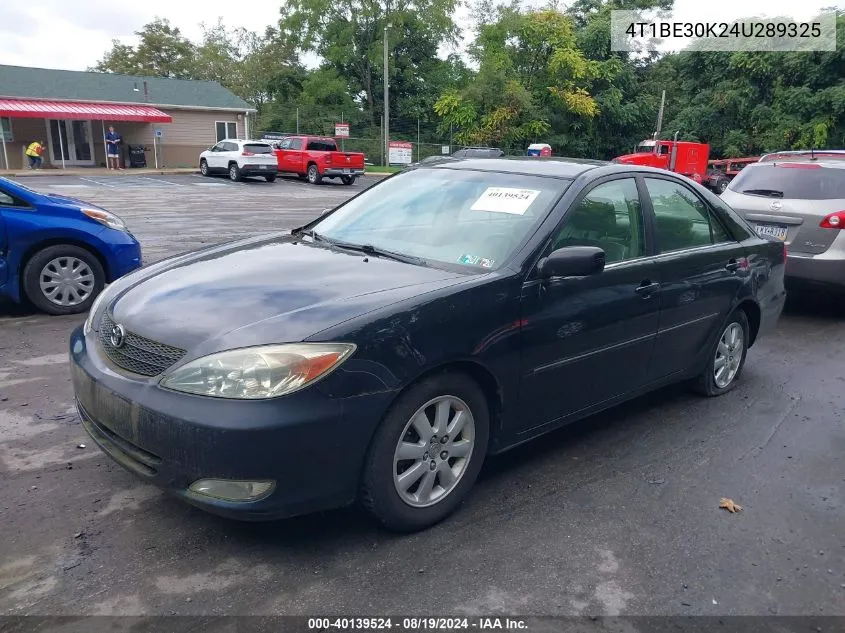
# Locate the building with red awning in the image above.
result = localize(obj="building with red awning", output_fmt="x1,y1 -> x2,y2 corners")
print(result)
0,65 -> 256,170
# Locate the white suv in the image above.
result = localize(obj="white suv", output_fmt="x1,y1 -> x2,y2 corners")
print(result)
199,139 -> 278,182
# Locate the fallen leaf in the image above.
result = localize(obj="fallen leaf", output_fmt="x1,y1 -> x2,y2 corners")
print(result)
719,497 -> 743,513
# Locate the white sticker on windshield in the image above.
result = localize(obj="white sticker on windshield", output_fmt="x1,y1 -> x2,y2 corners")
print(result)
470,187 -> 540,215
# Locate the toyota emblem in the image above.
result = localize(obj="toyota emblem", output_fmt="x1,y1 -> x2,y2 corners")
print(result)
109,323 -> 126,348
770,200 -> 782,211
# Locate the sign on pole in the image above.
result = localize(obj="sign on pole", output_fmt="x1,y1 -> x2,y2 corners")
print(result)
154,129 -> 163,138
388,141 -> 413,165
441,145 -> 450,155
335,123 -> 350,138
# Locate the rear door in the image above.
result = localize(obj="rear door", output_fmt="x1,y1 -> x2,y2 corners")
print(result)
643,176 -> 747,379
722,162 -> 845,256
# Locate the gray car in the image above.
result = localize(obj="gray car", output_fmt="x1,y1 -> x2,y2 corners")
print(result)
721,159 -> 845,291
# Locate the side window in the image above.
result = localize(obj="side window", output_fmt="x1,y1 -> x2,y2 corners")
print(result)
550,178 -> 645,265
225,142 -> 238,152
644,178 -> 731,253
279,139 -> 291,150
289,138 -> 303,150
0,191 -> 15,206
658,144 -> 670,155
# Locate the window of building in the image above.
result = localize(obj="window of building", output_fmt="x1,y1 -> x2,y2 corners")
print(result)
0,117 -> 12,142
215,121 -> 237,142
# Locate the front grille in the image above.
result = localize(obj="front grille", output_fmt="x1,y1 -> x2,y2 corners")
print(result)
98,312 -> 186,377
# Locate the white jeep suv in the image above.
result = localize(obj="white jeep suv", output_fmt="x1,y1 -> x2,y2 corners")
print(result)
199,139 -> 278,182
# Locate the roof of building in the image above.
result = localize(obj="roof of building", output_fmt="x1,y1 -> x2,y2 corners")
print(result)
0,65 -> 254,112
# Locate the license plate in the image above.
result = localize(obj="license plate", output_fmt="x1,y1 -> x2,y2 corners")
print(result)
754,223 -> 788,241
260,165 -> 269,169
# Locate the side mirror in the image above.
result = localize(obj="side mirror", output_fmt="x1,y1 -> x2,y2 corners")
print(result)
538,246 -> 605,279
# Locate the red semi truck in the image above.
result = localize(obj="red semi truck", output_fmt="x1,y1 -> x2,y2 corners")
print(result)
613,136 -> 710,185
268,135 -> 366,185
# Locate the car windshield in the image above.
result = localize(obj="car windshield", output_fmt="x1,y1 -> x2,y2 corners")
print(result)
728,164 -> 845,200
310,168 -> 570,271
634,143 -> 655,154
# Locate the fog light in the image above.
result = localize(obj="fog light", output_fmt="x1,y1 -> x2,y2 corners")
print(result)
188,479 -> 275,502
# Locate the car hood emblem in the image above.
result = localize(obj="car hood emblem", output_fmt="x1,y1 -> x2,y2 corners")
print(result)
110,323 -> 127,348
770,200 -> 783,211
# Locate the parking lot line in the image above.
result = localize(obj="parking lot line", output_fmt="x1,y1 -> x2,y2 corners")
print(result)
79,177 -> 115,188
139,176 -> 185,187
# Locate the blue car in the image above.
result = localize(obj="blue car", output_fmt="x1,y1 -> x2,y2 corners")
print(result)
0,177 -> 141,315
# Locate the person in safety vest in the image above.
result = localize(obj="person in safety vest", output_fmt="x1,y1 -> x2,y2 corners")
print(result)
26,140 -> 45,169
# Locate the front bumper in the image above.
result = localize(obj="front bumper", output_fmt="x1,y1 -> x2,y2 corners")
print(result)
324,168 -> 365,177
106,237 -> 143,280
69,326 -> 394,520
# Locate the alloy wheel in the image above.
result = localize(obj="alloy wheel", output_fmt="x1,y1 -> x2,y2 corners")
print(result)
714,322 -> 744,388
392,395 -> 475,508
39,257 -> 95,307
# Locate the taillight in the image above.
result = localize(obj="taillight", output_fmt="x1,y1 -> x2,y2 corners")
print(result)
325,154 -> 332,164
241,151 -> 254,157
819,211 -> 845,229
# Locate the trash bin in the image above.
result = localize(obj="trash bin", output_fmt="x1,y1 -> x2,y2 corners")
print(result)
127,145 -> 147,168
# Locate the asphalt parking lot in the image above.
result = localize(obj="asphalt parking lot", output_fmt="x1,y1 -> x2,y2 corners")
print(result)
0,174 -> 843,618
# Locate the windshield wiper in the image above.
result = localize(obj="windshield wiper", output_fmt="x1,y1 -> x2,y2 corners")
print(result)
741,188 -> 784,198
330,240 -> 427,266
291,227 -> 330,243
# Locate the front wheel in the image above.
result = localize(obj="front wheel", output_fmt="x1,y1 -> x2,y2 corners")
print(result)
360,372 -> 489,532
340,175 -> 357,186
693,310 -> 749,396
200,159 -> 210,176
307,164 -> 322,185
228,163 -> 242,182
717,178 -> 729,194
22,245 -> 105,315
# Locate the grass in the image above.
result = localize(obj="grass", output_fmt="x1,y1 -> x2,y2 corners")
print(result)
365,165 -> 403,174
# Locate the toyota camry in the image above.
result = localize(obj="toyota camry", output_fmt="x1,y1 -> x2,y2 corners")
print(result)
70,158 -> 786,532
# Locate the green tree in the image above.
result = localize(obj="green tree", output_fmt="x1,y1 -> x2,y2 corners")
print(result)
92,18 -> 197,79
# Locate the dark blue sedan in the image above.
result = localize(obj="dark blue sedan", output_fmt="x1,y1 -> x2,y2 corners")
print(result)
0,177 -> 141,314
69,159 -> 786,532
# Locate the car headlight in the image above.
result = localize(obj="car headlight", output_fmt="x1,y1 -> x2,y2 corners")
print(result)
81,207 -> 127,231
83,286 -> 110,335
160,343 -> 356,399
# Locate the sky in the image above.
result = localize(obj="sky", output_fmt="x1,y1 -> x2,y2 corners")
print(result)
0,0 -> 841,72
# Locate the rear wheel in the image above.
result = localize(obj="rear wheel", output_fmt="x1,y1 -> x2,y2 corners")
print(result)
340,175 -> 356,186
228,163 -> 242,182
200,159 -> 210,176
360,372 -> 489,532
265,174 -> 277,183
716,178 -> 729,194
693,309 -> 749,396
307,164 -> 322,185
23,245 -> 105,315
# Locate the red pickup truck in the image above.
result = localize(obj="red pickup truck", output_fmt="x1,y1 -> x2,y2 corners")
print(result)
271,136 -> 366,185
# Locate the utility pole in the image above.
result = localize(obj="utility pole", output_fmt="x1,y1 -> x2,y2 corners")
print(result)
654,90 -> 666,140
383,25 -> 390,167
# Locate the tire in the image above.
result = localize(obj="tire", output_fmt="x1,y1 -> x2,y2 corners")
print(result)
693,309 -> 750,397
717,178 -> 729,194
22,245 -> 105,316
228,162 -> 242,182
341,176 -> 356,186
307,164 -> 322,185
360,372 -> 490,532
200,159 -> 210,176
265,174 -> 277,183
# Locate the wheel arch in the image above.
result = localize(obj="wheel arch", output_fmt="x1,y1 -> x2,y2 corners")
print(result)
18,238 -> 109,304
735,299 -> 761,347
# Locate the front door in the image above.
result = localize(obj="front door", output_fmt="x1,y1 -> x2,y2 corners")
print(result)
46,120 -> 95,166
517,176 -> 661,435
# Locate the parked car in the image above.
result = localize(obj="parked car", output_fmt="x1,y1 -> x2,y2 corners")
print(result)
199,139 -> 278,182
721,159 -> 845,292
0,177 -> 141,315
452,147 -> 505,158
71,158 -> 785,532
272,136 -> 365,185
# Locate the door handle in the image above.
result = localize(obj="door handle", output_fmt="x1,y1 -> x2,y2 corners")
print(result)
635,281 -> 660,298
725,259 -> 740,273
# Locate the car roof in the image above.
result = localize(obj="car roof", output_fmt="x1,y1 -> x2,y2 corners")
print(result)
427,156 -> 609,178
746,160 -> 845,171
759,150 -> 845,162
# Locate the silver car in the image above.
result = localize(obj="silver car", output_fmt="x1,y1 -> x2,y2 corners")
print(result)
721,159 -> 845,291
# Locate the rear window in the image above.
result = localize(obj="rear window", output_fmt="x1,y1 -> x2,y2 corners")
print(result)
306,139 -> 337,151
243,143 -> 273,154
728,164 -> 845,200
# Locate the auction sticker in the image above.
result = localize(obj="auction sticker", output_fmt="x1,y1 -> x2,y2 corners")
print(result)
471,187 -> 540,215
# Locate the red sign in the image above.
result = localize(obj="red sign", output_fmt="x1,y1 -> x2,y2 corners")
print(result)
334,123 -> 350,138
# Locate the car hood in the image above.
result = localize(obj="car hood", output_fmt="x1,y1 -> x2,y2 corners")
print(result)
613,153 -> 652,165
108,235 -> 467,354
